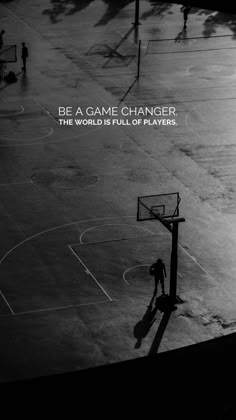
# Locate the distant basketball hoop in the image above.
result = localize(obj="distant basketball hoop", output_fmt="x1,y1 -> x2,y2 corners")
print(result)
0,45 -> 17,81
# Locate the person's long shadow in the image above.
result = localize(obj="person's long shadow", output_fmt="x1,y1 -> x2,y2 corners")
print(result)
148,294 -> 174,355
175,27 -> 188,43
133,294 -> 159,349
20,71 -> 29,92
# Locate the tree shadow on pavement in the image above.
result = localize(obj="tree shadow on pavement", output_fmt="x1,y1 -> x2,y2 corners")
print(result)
176,7 -> 236,39
174,26 -> 188,42
41,1 -> 236,40
95,0 -> 133,27
42,0 -> 95,24
142,3 -> 236,40
202,12 -> 236,39
141,2 -> 173,21
42,0 -> 133,25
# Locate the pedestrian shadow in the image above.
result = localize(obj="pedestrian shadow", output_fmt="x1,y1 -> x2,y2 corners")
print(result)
175,27 -> 188,43
20,71 -> 28,90
133,294 -> 159,349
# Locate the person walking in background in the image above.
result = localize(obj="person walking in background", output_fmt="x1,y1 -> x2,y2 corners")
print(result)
0,30 -> 5,48
149,258 -> 167,296
21,42 -> 28,73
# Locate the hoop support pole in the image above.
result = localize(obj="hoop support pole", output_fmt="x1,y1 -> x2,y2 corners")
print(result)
134,0 -> 140,26
169,218 -> 185,305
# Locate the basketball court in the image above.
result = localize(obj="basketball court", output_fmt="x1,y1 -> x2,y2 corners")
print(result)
1,0 -> 236,383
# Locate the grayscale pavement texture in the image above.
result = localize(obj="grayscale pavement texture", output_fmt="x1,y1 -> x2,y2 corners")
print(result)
0,0 -> 236,387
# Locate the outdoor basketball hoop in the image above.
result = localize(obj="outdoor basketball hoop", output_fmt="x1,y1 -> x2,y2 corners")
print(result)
137,192 -> 185,308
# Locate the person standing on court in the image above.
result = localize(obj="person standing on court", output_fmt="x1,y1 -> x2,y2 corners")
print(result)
0,30 -> 5,48
149,258 -> 167,296
21,42 -> 28,73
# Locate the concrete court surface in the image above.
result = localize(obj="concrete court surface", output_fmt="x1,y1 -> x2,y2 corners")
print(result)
0,0 -> 236,383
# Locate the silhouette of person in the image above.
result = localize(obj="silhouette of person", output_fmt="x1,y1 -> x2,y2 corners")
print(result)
149,258 -> 166,295
21,42 -> 28,73
182,5 -> 191,29
0,30 -> 5,48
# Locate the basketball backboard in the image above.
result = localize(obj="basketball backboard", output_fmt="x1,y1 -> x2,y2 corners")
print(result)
0,45 -> 17,63
137,192 -> 182,232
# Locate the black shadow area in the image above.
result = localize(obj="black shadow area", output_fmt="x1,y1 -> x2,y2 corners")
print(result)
148,294 -> 173,355
133,294 -> 158,349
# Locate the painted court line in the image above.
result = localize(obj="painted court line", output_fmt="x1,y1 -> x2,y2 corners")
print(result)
0,214 -> 215,306
185,102 -> 208,140
79,223 -> 158,244
158,79 -> 214,142
0,214 -> 204,278
0,129 -> 99,148
180,245 -> 216,283
68,244 -> 113,302
0,181 -> 33,187
0,127 -> 54,142
123,264 -> 183,285
0,105 -> 24,117
10,298 -> 111,317
0,181 -> 32,187
69,233 -> 166,248
0,216 -> 134,265
123,264 -> 149,285
0,294 -> 149,318
0,214 -> 215,279
0,290 -> 14,315
1,4 -> 45,37
34,98 -> 60,126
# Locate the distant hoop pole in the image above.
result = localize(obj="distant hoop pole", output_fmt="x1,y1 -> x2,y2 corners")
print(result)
137,40 -> 141,79
134,0 -> 140,26
169,218 -> 185,306
0,60 -> 6,81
